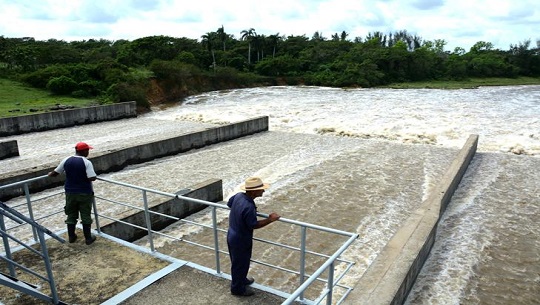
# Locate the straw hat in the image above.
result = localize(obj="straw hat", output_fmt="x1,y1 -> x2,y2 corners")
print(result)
241,177 -> 270,191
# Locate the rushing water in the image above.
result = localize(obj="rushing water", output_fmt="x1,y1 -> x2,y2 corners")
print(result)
1,85 -> 539,304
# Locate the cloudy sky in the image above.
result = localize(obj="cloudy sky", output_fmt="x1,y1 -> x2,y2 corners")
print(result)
1,0 -> 539,51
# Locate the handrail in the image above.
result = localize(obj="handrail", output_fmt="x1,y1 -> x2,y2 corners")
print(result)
97,176 -> 356,237
1,175 -> 359,305
0,175 -> 49,191
95,176 -> 358,304
283,233 -> 358,305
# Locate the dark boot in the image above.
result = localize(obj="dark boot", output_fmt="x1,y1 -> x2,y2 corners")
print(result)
67,224 -> 77,243
82,224 -> 96,245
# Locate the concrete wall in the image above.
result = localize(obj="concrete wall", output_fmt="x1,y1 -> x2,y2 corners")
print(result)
0,140 -> 19,160
100,179 -> 223,242
0,102 -> 136,136
0,116 -> 269,201
344,134 -> 479,305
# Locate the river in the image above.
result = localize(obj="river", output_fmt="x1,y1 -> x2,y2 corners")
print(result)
1,85 -> 539,304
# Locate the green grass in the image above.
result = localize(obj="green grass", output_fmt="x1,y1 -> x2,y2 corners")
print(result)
0,78 -> 97,118
384,77 -> 540,89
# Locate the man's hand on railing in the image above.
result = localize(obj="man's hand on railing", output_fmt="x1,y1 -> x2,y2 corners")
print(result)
255,212 -> 280,229
268,212 -> 281,222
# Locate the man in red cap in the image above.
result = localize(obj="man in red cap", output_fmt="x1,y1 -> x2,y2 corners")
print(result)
227,176 -> 280,296
48,142 -> 97,245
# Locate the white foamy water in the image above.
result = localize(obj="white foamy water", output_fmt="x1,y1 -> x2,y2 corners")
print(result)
1,85 -> 539,304
148,85 -> 540,155
122,85 -> 540,304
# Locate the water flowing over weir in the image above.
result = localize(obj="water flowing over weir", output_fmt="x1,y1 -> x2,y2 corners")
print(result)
1,85 -> 539,304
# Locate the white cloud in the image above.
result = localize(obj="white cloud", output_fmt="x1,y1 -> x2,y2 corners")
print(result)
0,0 -> 538,51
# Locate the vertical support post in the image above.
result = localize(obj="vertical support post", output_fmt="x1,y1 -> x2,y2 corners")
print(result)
212,206 -> 221,274
299,225 -> 307,302
92,196 -> 101,233
0,213 -> 16,276
38,229 -> 60,304
326,262 -> 335,305
142,190 -> 155,252
23,183 -> 38,241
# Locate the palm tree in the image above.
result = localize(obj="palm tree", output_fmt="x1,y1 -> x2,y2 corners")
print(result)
217,25 -> 227,51
267,33 -> 282,58
201,32 -> 217,72
253,34 -> 266,61
340,31 -> 349,42
312,31 -> 326,41
366,31 -> 386,47
240,28 -> 256,64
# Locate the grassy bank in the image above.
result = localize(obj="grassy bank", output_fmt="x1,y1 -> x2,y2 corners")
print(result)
384,77 -> 540,89
0,78 -> 96,118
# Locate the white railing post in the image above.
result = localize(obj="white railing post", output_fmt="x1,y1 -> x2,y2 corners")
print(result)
141,190 -> 155,252
299,225 -> 307,302
212,206 -> 221,274
38,229 -> 60,304
0,212 -> 16,276
92,196 -> 101,233
326,261 -> 335,305
23,183 -> 38,241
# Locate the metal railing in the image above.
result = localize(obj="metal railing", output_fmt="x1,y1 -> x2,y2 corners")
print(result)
1,175 -> 359,305
0,200 -> 67,305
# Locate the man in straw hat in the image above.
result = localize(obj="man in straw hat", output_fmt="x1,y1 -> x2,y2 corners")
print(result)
48,142 -> 97,245
227,176 -> 281,296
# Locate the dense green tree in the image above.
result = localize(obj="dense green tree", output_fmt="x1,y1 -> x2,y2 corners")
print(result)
470,41 -> 494,53
255,54 -> 304,76
149,59 -> 200,82
22,65 -> 70,88
177,51 -> 197,65
445,53 -> 468,80
281,35 -> 310,58
509,40 -> 534,75
47,75 -> 78,95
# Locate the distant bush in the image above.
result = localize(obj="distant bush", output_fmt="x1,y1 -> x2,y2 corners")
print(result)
46,75 -> 78,95
105,82 -> 149,109
177,51 -> 197,65
149,59 -> 201,81
22,65 -> 70,88
255,55 -> 304,76
78,79 -> 101,96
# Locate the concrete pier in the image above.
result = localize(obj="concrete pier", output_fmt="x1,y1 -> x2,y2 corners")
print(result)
0,116 -> 269,201
0,102 -> 137,136
0,140 -> 19,160
100,179 -> 223,242
343,134 -> 479,305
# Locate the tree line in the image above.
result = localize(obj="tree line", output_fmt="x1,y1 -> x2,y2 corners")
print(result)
1,26 -> 539,108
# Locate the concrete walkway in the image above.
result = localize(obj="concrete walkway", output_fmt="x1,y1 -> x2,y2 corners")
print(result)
0,230 -> 290,305
120,265 -> 288,305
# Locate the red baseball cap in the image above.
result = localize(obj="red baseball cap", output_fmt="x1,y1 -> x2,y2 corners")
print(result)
75,142 -> 93,151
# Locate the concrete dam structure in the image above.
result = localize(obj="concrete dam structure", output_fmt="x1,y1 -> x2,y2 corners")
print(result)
0,106 -> 480,304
